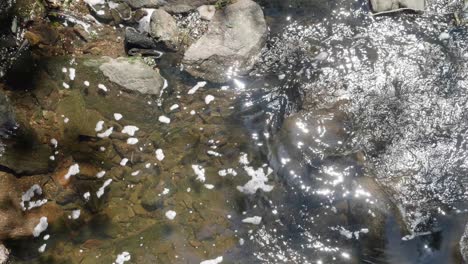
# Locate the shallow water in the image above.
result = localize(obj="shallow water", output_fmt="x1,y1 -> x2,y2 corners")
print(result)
0,0 -> 467,263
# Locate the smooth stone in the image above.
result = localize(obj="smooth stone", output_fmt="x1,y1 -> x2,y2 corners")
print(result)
197,5 -> 216,21
182,0 -> 267,83
162,0 -> 218,13
370,0 -> 425,13
140,189 -> 163,211
149,9 -> 179,50
124,27 -> 158,50
99,57 -> 165,95
124,0 -> 164,9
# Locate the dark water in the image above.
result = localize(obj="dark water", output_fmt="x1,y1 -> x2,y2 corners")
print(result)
0,0 -> 467,263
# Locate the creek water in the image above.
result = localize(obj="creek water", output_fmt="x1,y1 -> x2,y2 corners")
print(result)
0,0 -> 467,263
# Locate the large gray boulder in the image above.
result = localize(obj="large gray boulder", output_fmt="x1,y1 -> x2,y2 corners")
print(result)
99,57 -> 165,95
370,0 -> 425,13
182,0 -> 267,83
461,223 -> 468,262
149,9 -> 179,50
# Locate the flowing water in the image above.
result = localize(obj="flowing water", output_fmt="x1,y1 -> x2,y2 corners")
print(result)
0,0 -> 467,263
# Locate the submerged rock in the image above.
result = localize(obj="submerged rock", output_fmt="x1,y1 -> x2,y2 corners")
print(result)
183,0 -> 267,83
370,0 -> 425,13
99,57 -> 165,95
149,9 -> 179,50
461,224 -> 468,262
0,91 -> 15,137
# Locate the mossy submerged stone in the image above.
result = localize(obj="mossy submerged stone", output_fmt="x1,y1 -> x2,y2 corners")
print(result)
98,57 -> 165,95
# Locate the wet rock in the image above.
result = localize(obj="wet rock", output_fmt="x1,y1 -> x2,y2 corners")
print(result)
162,0 -> 218,13
461,223 -> 468,262
0,172 -> 62,239
0,244 -> 9,264
99,57 -> 165,95
197,5 -> 216,21
124,27 -> 158,50
109,2 -> 132,25
88,4 -> 114,23
370,0 -> 425,13
182,0 -> 267,83
124,0 -> 164,9
149,9 -> 179,50
0,91 -> 15,137
140,188 -> 163,211
0,126 -> 51,175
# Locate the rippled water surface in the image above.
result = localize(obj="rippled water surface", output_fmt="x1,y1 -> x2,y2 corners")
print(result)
0,0 -> 467,263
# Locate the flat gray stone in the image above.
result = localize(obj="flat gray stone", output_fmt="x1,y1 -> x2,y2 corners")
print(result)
182,0 -> 267,83
99,57 -> 164,95
124,0 -> 164,9
370,0 -> 425,13
162,0 -> 217,13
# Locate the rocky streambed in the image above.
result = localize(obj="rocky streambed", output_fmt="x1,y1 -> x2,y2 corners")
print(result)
0,0 -> 467,263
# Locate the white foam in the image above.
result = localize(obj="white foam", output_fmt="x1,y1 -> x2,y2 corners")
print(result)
95,120 -> 104,132
38,243 -> 47,253
155,149 -> 165,161
50,138 -> 58,148
98,83 -> 108,92
33,217 -> 48,237
64,164 -> 80,180
69,68 -> 76,80
114,251 -> 131,264
97,127 -> 113,138
120,158 -> 129,166
84,0 -> 105,6
96,170 -> 106,178
205,95 -> 215,105
158,116 -> 171,124
71,209 -> 81,219
170,104 -> 179,111
20,184 -> 47,211
188,81 -> 207,94
192,165 -> 206,182
114,113 -> 123,121
122,126 -> 139,136
165,210 -> 176,220
127,138 -> 139,145
96,179 -> 112,198
200,256 -> 223,264
237,166 -> 274,194
207,150 -> 222,157
218,168 -> 237,177
204,184 -> 214,189
242,216 -> 262,225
